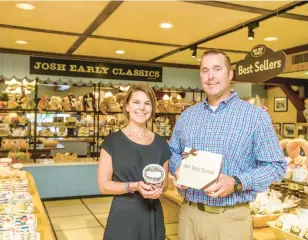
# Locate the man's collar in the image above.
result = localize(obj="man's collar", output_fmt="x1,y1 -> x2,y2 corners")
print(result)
203,90 -> 238,106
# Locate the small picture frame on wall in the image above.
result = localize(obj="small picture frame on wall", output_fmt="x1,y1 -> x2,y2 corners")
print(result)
274,97 -> 288,112
283,123 -> 295,138
272,123 -> 281,135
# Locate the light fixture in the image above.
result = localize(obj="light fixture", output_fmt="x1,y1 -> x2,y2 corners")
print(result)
163,94 -> 169,101
264,37 -> 278,41
16,3 -> 35,10
115,50 -> 125,55
159,23 -> 173,29
15,40 -> 28,45
190,46 -> 197,58
305,72 -> 308,75
196,58 -> 201,62
248,29 -> 254,40
247,22 -> 259,41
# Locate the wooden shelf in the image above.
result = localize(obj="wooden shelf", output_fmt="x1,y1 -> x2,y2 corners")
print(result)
27,172 -> 54,240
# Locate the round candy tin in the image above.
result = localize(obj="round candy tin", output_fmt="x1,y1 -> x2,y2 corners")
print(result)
142,164 -> 165,184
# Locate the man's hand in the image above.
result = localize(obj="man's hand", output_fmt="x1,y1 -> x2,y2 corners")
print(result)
204,174 -> 235,198
172,168 -> 188,190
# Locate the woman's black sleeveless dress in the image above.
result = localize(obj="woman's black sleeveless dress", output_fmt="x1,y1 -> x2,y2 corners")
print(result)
101,130 -> 172,240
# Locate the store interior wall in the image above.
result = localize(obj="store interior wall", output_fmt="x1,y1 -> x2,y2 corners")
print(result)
267,86 -> 297,123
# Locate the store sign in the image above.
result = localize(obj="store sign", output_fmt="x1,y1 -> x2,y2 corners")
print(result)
235,45 -> 286,83
30,57 -> 162,82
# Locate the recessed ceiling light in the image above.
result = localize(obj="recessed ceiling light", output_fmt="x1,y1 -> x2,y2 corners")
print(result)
15,40 -> 28,45
16,3 -> 35,10
264,37 -> 278,41
160,23 -> 173,29
115,50 -> 125,55
196,58 -> 201,61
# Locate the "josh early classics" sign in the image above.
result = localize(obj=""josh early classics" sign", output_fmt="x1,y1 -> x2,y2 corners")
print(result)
30,57 -> 163,82
235,45 -> 286,83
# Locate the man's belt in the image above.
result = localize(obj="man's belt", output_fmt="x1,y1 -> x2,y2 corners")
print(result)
183,199 -> 248,214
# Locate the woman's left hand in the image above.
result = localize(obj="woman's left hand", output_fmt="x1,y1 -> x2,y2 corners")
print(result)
137,181 -> 163,199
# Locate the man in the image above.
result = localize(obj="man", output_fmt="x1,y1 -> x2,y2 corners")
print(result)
169,49 -> 286,240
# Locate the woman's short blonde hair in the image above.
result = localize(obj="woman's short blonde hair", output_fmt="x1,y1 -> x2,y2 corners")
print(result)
122,84 -> 157,119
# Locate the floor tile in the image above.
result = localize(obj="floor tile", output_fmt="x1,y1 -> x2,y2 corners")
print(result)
51,215 -> 100,231
167,235 -> 178,240
253,227 -> 276,240
56,227 -> 104,240
94,213 -> 109,227
165,223 -> 178,236
86,202 -> 112,214
47,205 -> 91,218
44,199 -> 83,208
82,196 -> 113,204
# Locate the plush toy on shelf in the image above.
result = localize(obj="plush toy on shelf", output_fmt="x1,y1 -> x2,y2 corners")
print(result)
62,96 -> 71,111
47,96 -> 62,111
37,95 -> 49,112
68,93 -> 78,111
83,93 -> 96,112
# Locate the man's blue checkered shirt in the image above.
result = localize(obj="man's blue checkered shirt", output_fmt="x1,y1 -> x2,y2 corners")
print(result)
169,91 -> 286,206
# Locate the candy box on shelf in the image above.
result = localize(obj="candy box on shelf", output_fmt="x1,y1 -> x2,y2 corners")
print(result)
252,214 -> 282,228
267,221 -> 302,240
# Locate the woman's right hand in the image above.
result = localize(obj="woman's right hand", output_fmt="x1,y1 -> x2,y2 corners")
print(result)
137,181 -> 163,199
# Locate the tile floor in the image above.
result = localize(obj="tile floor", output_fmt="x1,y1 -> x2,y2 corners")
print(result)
43,196 -> 277,240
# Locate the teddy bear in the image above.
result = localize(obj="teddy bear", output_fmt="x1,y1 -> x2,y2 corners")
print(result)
99,100 -> 108,114
115,92 -> 126,108
106,96 -> 122,113
37,95 -> 49,112
62,96 -> 71,111
20,96 -> 33,110
47,96 -> 62,111
157,100 -> 166,113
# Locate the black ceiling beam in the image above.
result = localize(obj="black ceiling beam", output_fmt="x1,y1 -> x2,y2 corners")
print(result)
186,1 -> 308,22
283,44 -> 308,55
150,1 -> 308,62
265,77 -> 308,86
66,1 -> 123,55
0,47 -> 199,70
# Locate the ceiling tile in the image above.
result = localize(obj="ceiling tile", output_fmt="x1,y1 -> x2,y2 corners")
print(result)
157,49 -> 246,65
0,28 -> 78,53
74,38 -> 176,61
0,2 -> 109,33
200,17 -> 308,52
288,5 -> 308,16
226,1 -> 294,10
93,1 -> 259,45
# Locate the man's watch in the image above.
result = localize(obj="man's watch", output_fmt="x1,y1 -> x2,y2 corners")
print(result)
233,176 -> 243,192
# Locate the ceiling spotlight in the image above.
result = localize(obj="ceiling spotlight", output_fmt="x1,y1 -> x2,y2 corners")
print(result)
15,40 -> 28,45
264,37 -> 278,41
190,46 -> 197,58
115,50 -> 125,55
160,23 -> 173,29
16,3 -> 35,10
248,29 -> 254,40
247,22 -> 259,41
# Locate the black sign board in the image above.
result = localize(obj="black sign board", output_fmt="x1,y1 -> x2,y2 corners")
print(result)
235,45 -> 286,83
30,57 -> 163,82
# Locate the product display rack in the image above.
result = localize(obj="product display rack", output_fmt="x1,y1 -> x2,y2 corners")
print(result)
1,79 -> 204,163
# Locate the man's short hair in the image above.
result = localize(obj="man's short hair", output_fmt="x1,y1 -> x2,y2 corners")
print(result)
201,49 -> 232,70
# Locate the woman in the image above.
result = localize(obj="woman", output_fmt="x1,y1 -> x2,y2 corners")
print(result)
98,84 -> 171,240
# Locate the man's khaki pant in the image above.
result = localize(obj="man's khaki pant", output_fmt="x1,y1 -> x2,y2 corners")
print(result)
178,202 -> 253,240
